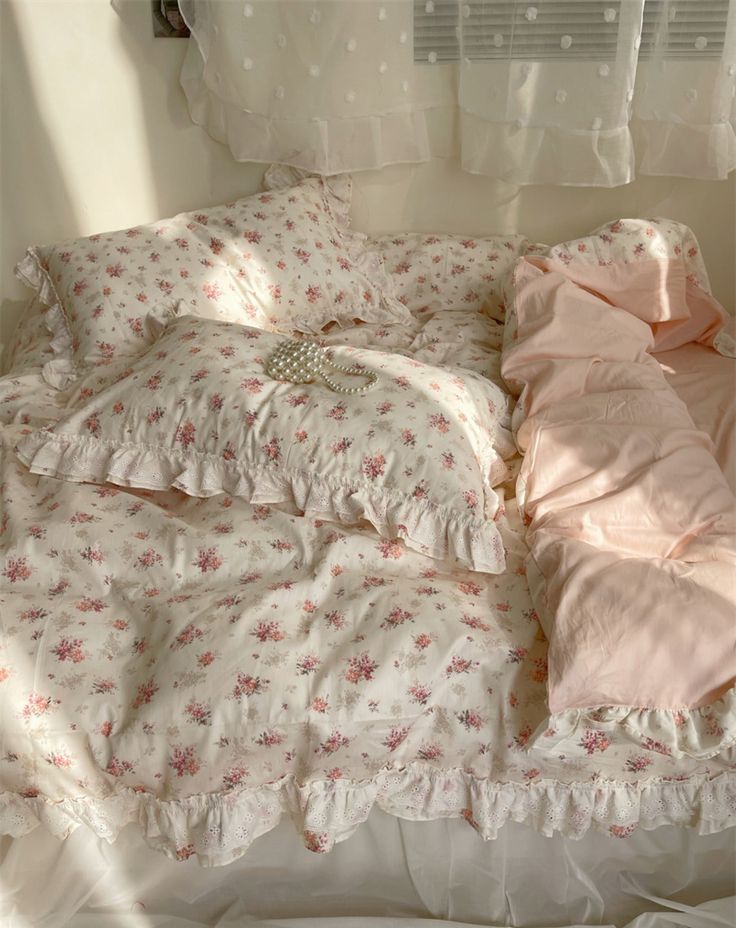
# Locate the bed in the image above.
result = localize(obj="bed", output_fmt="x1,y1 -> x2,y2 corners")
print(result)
0,174 -> 734,927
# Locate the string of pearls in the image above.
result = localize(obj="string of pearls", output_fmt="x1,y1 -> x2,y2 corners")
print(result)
266,339 -> 378,395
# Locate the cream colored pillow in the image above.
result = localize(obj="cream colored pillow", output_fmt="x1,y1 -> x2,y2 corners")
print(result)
15,176 -> 410,377
18,315 -> 513,574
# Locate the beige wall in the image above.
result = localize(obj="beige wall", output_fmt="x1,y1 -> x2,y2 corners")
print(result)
2,0 -> 734,362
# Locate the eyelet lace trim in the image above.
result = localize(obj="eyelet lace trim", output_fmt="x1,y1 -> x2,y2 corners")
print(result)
2,765 -> 734,865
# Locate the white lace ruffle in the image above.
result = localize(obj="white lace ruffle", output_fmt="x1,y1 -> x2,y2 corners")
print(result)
522,519 -> 736,762
12,184 -> 412,383
530,685 -> 736,761
2,765 -> 734,865
14,250 -> 74,387
16,431 -> 507,574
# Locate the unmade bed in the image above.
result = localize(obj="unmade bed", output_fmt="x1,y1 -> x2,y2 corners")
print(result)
1,175 -> 734,927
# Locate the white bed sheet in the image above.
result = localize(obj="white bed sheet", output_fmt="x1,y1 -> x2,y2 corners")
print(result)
2,809 -> 734,928
1,316 -> 735,928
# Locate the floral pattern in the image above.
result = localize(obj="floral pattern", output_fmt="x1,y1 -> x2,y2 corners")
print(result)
369,232 -> 528,321
501,218 -> 716,351
526,218 -> 711,291
15,176 -> 410,372
18,316 -> 513,573
4,297 -> 55,373
6,219 -> 710,379
1,284 -> 734,867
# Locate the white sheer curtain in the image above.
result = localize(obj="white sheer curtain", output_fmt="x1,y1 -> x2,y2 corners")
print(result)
179,0 -> 736,185
456,1 -> 645,185
633,2 -> 736,179
178,0 -> 444,173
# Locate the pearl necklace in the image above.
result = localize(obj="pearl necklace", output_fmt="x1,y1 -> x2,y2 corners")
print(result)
267,339 -> 378,395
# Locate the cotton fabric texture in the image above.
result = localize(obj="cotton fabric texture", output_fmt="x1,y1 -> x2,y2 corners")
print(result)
1,301 -> 734,866
368,231 -> 528,321
17,315 -> 513,573
527,217 -> 712,291
14,174 -> 409,378
502,255 -> 736,757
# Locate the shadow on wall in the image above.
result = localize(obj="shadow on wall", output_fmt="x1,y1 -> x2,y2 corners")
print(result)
350,158 -> 735,313
111,0 -> 265,217
0,0 -> 79,365
112,0 -> 197,216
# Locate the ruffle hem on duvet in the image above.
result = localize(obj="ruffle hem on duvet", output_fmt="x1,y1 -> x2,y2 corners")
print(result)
522,556 -> 736,760
1,764 -> 734,866
529,685 -> 736,761
15,430 -> 507,575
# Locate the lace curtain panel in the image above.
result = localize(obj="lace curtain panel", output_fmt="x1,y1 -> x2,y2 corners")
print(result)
178,0 -> 736,185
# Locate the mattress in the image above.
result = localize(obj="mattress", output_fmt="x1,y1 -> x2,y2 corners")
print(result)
1,284 -> 734,925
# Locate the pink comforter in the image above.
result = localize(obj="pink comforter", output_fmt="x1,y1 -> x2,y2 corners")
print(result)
659,342 -> 736,495
502,257 -> 736,757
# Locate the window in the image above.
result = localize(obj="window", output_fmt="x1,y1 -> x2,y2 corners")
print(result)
413,0 -> 729,63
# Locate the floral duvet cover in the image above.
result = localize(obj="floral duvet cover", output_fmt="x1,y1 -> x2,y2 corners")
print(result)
0,310 -> 733,865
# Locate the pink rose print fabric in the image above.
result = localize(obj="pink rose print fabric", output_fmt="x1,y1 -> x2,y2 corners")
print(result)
499,217 -> 714,336
527,218 -> 711,291
14,175 -> 410,376
4,297 -> 56,374
369,231 -> 528,321
0,306 -> 734,865
17,315 -> 513,573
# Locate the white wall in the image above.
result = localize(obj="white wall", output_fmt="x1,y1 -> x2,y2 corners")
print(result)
2,0 -> 734,362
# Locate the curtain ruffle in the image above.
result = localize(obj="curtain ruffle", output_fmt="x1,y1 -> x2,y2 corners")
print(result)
180,41 -> 431,175
460,115 -> 636,188
632,118 -> 736,181
177,0 -> 736,186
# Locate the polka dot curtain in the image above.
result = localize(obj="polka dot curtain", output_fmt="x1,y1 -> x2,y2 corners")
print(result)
633,2 -> 736,181
179,0 -> 736,185
179,0 -> 435,174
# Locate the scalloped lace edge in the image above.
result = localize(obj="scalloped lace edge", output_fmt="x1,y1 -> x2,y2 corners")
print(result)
521,532 -> 736,760
1,765 -> 734,866
12,189 -> 413,389
260,170 -> 412,332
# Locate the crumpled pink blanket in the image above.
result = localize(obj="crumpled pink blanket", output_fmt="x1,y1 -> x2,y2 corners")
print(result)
502,256 -> 736,758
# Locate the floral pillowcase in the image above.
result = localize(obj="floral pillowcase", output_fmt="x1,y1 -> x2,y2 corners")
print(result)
502,218 -> 714,347
369,232 -> 528,321
17,315 -> 513,574
526,218 -> 711,290
14,175 -> 410,377
3,297 -> 55,373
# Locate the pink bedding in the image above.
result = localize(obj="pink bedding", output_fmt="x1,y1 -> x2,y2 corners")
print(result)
658,342 -> 736,495
502,257 -> 736,758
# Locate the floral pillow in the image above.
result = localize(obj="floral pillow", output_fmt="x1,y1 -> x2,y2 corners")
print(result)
17,315 -> 512,574
369,232 -> 528,321
526,218 -> 711,291
498,218 -> 713,335
14,176 -> 410,375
